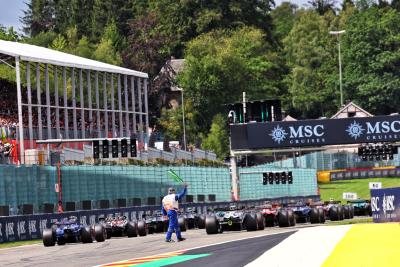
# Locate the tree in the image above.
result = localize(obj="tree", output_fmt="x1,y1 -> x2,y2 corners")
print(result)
0,26 -> 20,41
283,10 -> 338,118
158,99 -> 200,148
201,114 -> 229,160
307,0 -> 337,15
271,2 -> 298,45
342,7 -> 400,115
178,27 -> 284,130
123,12 -> 169,77
21,0 -> 56,36
150,0 -> 276,57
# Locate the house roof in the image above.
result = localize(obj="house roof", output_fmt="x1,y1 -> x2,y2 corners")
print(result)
153,59 -> 185,91
331,101 -> 373,118
0,40 -> 148,78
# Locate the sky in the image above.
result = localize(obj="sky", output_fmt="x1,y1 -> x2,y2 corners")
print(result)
0,0 -> 311,34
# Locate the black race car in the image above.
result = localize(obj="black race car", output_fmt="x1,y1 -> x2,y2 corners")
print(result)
205,205 -> 264,234
98,216 -> 141,238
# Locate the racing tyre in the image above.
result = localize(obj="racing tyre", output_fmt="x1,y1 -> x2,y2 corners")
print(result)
318,208 -> 326,223
338,205 -> 344,220
81,226 -> 93,243
343,205 -> 351,219
197,215 -> 206,229
126,221 -> 138,237
137,220 -> 147,236
256,213 -> 265,230
310,208 -> 320,224
288,210 -> 296,226
57,237 -> 66,246
205,215 -> 219,234
42,228 -> 56,247
329,206 -> 339,221
265,215 -> 275,227
94,224 -> 106,242
278,210 -> 290,227
244,214 -> 257,231
349,206 -> 354,219
178,217 -> 187,232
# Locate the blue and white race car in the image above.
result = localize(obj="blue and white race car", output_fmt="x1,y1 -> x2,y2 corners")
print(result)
42,216 -> 106,246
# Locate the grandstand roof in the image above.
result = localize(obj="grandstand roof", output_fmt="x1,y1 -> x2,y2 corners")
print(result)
0,40 -> 148,78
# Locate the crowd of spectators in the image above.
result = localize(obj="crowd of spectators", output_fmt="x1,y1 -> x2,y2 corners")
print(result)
1,78 -> 140,131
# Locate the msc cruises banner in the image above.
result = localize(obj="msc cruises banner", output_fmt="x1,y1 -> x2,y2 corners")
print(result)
370,187 -> 400,223
230,115 -> 400,150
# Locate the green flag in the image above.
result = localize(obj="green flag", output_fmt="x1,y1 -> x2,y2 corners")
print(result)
167,169 -> 184,183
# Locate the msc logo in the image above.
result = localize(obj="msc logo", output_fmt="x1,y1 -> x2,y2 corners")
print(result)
269,124 -> 324,144
346,121 -> 365,140
382,194 -> 395,215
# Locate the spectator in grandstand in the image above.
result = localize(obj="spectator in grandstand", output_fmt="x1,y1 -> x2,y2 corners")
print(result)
161,183 -> 188,242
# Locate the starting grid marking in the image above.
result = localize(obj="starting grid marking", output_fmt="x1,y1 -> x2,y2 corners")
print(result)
98,250 -> 187,267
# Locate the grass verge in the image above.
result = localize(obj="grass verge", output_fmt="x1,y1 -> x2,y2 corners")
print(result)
319,177 -> 400,201
326,217 -> 373,226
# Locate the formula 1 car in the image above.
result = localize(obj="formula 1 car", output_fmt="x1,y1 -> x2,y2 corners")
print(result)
205,205 -> 263,234
255,202 -> 296,227
347,199 -> 371,216
143,211 -> 169,234
42,216 -> 105,246
287,202 -> 325,224
324,201 -> 354,221
179,208 -> 200,230
258,202 -> 280,227
98,216 -> 139,238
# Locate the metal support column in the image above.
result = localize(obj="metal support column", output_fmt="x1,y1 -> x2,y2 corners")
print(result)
45,64 -> 51,139
36,63 -> 43,144
54,66 -> 60,139
144,79 -> 149,143
103,73 -> 108,138
71,68 -> 78,146
63,67 -> 69,139
118,74 -> 123,137
95,71 -> 100,138
26,62 -> 33,148
230,156 -> 239,201
15,57 -> 25,164
124,75 -> 130,137
79,69 -> 85,139
130,76 -> 137,135
111,74 -> 116,137
138,78 -> 143,143
87,70 -> 93,136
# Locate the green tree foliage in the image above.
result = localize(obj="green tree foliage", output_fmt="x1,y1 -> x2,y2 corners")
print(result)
158,100 -> 199,147
342,7 -> 400,115
201,114 -> 229,160
123,12 -> 169,77
271,2 -> 298,44
283,10 -> 338,118
0,26 -> 20,41
307,0 -> 337,15
21,0 -> 56,36
150,0 -> 275,57
178,27 -> 284,129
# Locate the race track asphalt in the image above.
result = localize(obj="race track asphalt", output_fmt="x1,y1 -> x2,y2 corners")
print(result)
0,226 -> 301,267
